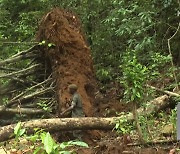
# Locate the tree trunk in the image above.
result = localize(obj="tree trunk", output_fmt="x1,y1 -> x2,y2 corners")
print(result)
0,117 -> 118,142
0,82 -> 2,105
0,94 -> 171,142
132,102 -> 144,143
122,94 -> 169,120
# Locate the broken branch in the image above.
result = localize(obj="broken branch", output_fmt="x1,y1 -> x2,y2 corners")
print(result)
0,64 -> 41,78
6,87 -> 54,107
10,77 -> 53,102
147,85 -> 180,97
0,107 -> 45,115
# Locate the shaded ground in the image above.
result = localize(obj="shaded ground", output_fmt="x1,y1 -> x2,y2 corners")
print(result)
1,131 -> 177,154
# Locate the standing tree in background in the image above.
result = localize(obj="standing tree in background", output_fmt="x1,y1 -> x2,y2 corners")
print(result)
120,50 -> 148,143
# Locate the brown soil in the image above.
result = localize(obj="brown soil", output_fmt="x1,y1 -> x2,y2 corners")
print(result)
36,8 -> 97,116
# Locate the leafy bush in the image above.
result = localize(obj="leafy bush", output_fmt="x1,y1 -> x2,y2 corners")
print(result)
13,123 -> 88,154
96,68 -> 112,83
120,50 -> 148,102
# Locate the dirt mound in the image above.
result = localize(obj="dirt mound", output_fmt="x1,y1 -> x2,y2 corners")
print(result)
36,8 -> 97,116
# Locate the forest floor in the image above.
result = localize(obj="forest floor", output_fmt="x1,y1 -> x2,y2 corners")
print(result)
0,88 -> 179,154
75,86 -> 178,154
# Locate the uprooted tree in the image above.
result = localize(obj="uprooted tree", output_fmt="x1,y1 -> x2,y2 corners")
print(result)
0,8 -> 179,142
0,8 -> 97,121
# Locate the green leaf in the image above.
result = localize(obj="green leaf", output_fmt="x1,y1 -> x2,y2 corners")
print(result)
27,134 -> 39,143
59,151 -> 71,154
42,40 -> 46,44
39,40 -> 46,45
48,43 -> 55,47
40,132 -> 46,143
60,142 -> 69,149
48,43 -> 52,47
120,127 -> 126,132
115,123 -> 120,129
68,141 -> 89,148
53,144 -> 59,150
14,122 -> 21,135
43,132 -> 55,154
33,147 -> 42,154
19,128 -> 26,136
136,92 -> 141,98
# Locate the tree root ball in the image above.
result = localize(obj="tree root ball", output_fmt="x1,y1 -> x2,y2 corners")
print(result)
36,8 -> 97,116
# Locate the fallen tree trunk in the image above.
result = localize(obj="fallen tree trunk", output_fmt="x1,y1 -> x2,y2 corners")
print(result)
120,95 -> 170,120
0,94 -> 170,142
0,117 -> 118,142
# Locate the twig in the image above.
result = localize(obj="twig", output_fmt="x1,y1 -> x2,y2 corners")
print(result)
0,64 -> 41,78
3,76 -> 26,84
0,41 -> 39,45
147,85 -> 180,97
3,107 -> 45,115
167,22 -> 180,91
11,45 -> 38,58
0,67 -> 20,71
6,87 -> 54,107
48,99 -> 56,108
0,45 -> 38,66
162,26 -> 171,50
10,77 -> 53,101
127,139 -> 179,147
0,53 -> 37,66
0,81 -> 24,95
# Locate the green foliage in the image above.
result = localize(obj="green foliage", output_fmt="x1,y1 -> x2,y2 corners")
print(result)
147,52 -> 172,79
41,132 -> 58,154
120,51 -> 148,102
39,40 -> 56,48
13,127 -> 89,154
14,122 -> 26,139
26,128 -> 45,143
169,107 -> 177,132
138,115 -> 154,141
96,68 -> 112,82
37,101 -> 52,112
32,130 -> 88,154
86,0 -> 179,83
59,140 -> 88,151
114,117 -> 134,135
39,40 -> 46,45
48,43 -> 55,48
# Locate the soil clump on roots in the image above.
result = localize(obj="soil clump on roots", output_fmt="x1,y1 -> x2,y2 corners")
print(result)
36,8 -> 97,116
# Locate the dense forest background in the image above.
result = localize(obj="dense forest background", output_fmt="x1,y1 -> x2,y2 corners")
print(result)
0,0 -> 180,117
0,0 -> 179,82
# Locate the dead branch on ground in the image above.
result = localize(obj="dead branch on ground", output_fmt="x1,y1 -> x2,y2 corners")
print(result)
147,85 -> 180,97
